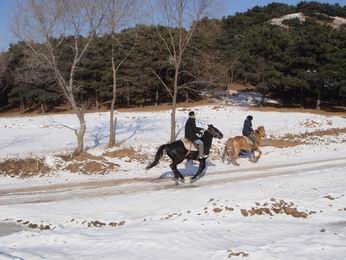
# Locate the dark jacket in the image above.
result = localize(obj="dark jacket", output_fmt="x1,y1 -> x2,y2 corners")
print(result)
242,118 -> 254,136
185,117 -> 203,141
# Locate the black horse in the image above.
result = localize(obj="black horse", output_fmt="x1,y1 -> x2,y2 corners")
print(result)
146,125 -> 223,183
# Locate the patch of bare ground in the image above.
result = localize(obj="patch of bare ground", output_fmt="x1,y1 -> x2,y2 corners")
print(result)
6,219 -> 53,230
60,153 -> 119,175
263,127 -> 346,148
262,138 -> 307,148
161,213 -> 182,220
323,194 -> 344,200
103,147 -> 149,163
228,250 -> 249,258
0,158 -> 50,178
251,106 -> 346,116
79,219 -> 126,228
240,199 -> 311,218
0,99 -> 214,118
120,98 -> 213,113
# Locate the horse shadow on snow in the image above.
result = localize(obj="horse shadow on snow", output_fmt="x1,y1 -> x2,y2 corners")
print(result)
158,160 -> 216,180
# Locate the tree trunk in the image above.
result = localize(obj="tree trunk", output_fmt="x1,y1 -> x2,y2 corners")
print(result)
225,70 -> 232,105
316,85 -> 321,110
331,86 -> 335,104
185,91 -> 189,103
109,97 -> 116,147
20,98 -> 25,113
95,90 -> 99,110
300,86 -> 304,108
73,107 -> 86,156
41,102 -> 46,113
155,89 -> 159,106
170,100 -> 177,142
170,67 -> 179,142
109,43 -> 117,148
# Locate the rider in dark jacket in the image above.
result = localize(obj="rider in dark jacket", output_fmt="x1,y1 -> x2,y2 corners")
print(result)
242,115 -> 256,152
185,111 -> 206,159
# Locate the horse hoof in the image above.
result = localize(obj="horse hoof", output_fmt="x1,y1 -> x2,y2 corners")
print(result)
179,178 -> 185,183
232,163 -> 240,166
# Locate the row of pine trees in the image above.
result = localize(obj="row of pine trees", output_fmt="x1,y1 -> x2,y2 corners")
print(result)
1,1 -> 346,113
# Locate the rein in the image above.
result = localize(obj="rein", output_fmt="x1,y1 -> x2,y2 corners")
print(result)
205,128 -> 221,138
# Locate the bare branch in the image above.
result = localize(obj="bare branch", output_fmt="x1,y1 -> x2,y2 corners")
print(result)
48,117 -> 78,136
151,68 -> 173,98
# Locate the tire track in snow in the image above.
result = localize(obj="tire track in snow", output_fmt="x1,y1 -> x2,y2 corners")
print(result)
0,157 -> 346,205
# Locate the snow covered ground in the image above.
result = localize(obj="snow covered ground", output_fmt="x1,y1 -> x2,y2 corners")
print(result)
0,104 -> 346,259
226,92 -> 280,106
270,12 -> 346,29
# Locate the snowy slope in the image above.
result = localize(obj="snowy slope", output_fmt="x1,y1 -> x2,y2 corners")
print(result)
0,105 -> 345,187
0,104 -> 346,259
270,12 -> 346,29
1,105 -> 345,159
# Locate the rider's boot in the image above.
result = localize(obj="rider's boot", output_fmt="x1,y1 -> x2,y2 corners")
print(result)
198,144 -> 207,159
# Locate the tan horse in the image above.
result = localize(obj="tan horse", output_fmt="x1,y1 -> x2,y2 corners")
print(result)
223,126 -> 266,166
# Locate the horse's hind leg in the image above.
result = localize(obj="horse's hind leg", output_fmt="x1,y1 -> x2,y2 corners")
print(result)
222,147 -> 229,163
170,163 -> 185,182
231,148 -> 240,166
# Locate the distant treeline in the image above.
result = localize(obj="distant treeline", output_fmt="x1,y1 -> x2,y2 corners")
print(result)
1,1 -> 346,113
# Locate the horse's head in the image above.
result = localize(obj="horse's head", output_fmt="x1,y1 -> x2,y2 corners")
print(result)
256,126 -> 266,138
207,124 -> 223,139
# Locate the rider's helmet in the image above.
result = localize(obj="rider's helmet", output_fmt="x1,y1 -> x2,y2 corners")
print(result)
189,111 -> 195,117
247,115 -> 253,121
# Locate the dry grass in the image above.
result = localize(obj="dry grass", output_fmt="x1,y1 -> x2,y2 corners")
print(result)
262,139 -> 307,148
0,99 -> 214,118
103,147 -> 149,163
228,250 -> 249,258
240,199 -> 310,218
0,158 -> 50,178
60,152 -> 119,175
252,106 -> 346,116
263,127 -> 346,148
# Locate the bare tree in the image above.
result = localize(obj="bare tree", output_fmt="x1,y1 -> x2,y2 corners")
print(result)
105,0 -> 137,147
152,0 -> 215,142
13,0 -> 105,155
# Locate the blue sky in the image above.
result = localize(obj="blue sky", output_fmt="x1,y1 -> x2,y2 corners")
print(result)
1,0 -> 346,52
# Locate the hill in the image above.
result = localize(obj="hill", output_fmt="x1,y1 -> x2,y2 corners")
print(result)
0,1 -> 346,113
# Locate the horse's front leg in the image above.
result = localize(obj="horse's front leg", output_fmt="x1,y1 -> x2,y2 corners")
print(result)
254,148 -> 262,163
191,159 -> 206,182
250,151 -> 256,163
170,163 -> 185,182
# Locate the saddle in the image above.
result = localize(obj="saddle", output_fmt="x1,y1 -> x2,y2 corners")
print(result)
243,136 -> 255,146
181,138 -> 198,151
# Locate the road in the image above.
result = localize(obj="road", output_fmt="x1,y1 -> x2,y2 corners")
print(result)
1,157 -> 346,205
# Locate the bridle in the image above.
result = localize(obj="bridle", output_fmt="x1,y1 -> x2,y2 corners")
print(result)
206,127 -> 222,139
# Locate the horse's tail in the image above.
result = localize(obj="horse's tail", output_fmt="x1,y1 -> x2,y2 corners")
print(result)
146,144 -> 168,170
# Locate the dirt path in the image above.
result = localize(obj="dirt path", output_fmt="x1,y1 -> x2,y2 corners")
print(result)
0,157 -> 346,205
